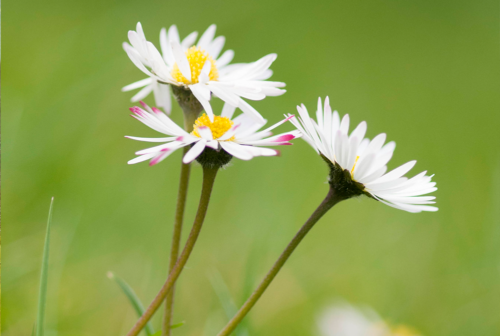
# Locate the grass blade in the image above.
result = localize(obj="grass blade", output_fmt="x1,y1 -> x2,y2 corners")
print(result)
107,272 -> 155,336
36,197 -> 54,336
209,269 -> 249,336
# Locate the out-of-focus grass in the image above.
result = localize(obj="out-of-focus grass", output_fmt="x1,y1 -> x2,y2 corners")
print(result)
35,198 -> 54,336
2,0 -> 500,335
107,272 -> 155,336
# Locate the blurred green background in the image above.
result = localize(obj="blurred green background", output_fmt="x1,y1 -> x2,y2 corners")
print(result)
3,0 -> 500,335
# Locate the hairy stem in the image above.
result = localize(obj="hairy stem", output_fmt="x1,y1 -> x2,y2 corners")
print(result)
127,166 -> 219,336
162,107 -> 198,336
217,187 -> 344,336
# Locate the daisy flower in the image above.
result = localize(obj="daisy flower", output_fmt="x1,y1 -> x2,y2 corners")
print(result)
318,303 -> 422,336
123,22 -> 285,121
318,303 -> 389,336
287,97 -> 437,213
126,102 -> 300,167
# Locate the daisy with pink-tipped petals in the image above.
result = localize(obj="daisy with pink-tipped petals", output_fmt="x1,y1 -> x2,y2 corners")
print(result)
127,102 -> 300,166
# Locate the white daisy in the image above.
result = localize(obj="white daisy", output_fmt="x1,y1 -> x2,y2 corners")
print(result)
318,303 -> 389,336
127,102 -> 300,166
287,97 -> 438,213
318,303 -> 422,336
123,22 -> 285,121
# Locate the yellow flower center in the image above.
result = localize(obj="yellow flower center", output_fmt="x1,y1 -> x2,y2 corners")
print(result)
192,114 -> 234,140
171,46 -> 219,84
391,325 -> 420,336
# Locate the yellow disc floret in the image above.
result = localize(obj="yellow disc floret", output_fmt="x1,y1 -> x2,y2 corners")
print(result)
171,46 -> 219,85
192,114 -> 234,140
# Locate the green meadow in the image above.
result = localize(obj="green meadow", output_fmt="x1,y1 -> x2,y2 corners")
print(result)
2,0 -> 499,335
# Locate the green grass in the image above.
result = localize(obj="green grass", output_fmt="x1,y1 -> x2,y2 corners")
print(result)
107,271 -> 155,336
35,198 -> 54,336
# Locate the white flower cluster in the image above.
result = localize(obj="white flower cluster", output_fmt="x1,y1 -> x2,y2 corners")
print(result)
122,22 -> 437,213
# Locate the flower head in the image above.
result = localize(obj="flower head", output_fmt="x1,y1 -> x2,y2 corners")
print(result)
319,303 -> 422,336
288,97 -> 437,213
123,22 -> 286,121
319,303 -> 389,336
127,102 -> 300,168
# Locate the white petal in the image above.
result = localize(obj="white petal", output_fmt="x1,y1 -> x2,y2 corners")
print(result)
128,152 -> 156,164
345,136 -> 359,171
190,84 -> 214,120
208,36 -> 225,59
316,97 -> 324,131
171,41 -> 191,82
198,24 -> 216,50
206,140 -> 219,149
238,99 -> 265,123
339,114 -> 350,135
197,125 -> 214,140
198,59 -> 212,84
220,142 -> 253,160
216,50 -> 235,68
131,84 -> 154,102
350,121 -> 367,144
122,77 -> 153,92
380,141 -> 396,156
153,82 -> 172,114
183,140 -> 206,163
149,146 -> 181,166
168,25 -> 180,44
125,136 -> 177,142
181,31 -> 198,49
221,103 -> 236,119
207,83 -> 240,106
371,161 -> 417,184
361,166 -> 387,184
365,133 -> 387,156
160,27 -> 174,66
123,43 -> 154,77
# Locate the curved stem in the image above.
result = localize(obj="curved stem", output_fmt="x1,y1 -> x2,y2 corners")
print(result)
162,110 -> 198,336
217,187 -> 344,336
127,166 -> 219,336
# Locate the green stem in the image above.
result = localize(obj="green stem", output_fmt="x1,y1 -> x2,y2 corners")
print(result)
162,110 -> 198,336
217,187 -> 344,336
127,166 -> 219,336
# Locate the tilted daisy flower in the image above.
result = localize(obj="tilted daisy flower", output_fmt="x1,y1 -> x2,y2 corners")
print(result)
122,22 -> 285,121
287,97 -> 437,213
126,102 -> 300,167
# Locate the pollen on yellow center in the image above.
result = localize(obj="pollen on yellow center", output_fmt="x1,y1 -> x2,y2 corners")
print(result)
171,46 -> 219,84
192,114 -> 234,140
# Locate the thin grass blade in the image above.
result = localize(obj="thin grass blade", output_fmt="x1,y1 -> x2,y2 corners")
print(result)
107,272 -> 155,336
209,269 -> 249,336
35,197 -> 54,336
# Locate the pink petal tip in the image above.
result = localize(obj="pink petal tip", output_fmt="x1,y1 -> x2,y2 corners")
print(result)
149,157 -> 160,166
275,134 -> 295,142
